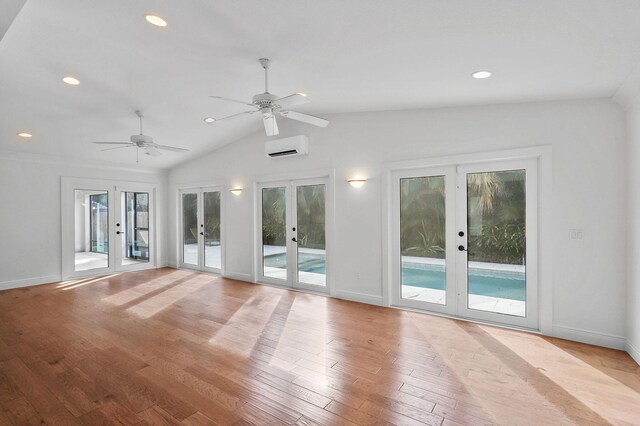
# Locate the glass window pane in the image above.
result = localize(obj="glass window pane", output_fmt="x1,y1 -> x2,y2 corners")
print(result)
204,191 -> 221,269
75,190 -> 109,271
467,170 -> 526,317
122,192 -> 149,265
400,176 -> 446,305
182,193 -> 198,266
296,184 -> 326,286
262,187 -> 287,280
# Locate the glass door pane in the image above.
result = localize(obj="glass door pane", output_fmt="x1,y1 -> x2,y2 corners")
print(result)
466,169 -> 526,317
295,184 -> 326,286
120,192 -> 149,266
203,191 -> 221,270
182,192 -> 199,266
400,176 -> 446,304
74,190 -> 109,272
262,187 -> 287,280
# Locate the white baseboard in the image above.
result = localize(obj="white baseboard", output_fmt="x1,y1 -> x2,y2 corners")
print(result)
626,340 -> 640,365
0,275 -> 61,292
551,324 -> 626,350
223,271 -> 254,282
333,290 -> 384,306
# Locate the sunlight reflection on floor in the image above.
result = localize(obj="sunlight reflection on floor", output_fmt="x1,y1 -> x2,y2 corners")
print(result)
410,316 -> 575,425
208,294 -> 282,355
481,325 -> 640,425
127,274 -> 211,318
102,270 -> 188,305
273,296 -> 330,377
58,274 -> 120,290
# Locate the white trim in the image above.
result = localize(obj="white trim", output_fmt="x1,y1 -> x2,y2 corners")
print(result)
626,340 -> 640,366
0,150 -> 165,175
0,275 -> 61,291
61,177 -> 159,280
176,185 -> 224,274
251,168 -> 335,185
175,180 -> 226,190
334,290 -> 384,306
552,324 -> 626,350
454,158 -> 538,330
222,271 -> 255,282
253,170 -> 336,297
382,146 -> 553,334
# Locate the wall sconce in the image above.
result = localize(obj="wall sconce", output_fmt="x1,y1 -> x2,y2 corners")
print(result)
347,178 -> 367,188
230,188 -> 243,195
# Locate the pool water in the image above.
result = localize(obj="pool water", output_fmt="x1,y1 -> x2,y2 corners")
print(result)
401,262 -> 525,301
264,252 -> 326,274
264,253 -> 525,301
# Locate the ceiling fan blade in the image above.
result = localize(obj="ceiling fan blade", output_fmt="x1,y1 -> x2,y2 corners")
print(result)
101,145 -> 135,152
143,146 -> 161,157
213,110 -> 257,123
209,95 -> 255,107
280,110 -> 329,128
154,144 -> 189,153
263,114 -> 279,137
275,93 -> 310,110
92,141 -> 131,145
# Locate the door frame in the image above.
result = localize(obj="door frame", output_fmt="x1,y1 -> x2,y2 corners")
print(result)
253,170 -> 335,296
114,184 -> 156,273
256,180 -> 292,287
177,185 -> 225,274
61,177 -> 158,280
455,158 -> 538,329
382,146 -> 552,334
390,166 -> 457,315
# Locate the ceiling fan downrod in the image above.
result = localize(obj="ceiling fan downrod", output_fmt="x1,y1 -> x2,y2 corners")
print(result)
259,58 -> 270,93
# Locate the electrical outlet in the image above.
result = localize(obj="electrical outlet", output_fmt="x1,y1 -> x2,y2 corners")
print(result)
569,229 -> 584,241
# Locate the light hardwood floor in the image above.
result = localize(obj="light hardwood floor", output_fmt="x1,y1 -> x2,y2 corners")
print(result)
0,268 -> 639,425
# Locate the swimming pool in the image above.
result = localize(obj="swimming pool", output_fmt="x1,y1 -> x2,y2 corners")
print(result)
401,261 -> 525,301
265,252 -> 525,301
264,252 -> 326,274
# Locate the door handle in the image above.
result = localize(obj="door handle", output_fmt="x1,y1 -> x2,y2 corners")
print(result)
292,237 -> 298,243
200,232 -> 204,236
116,231 -> 122,235
458,245 -> 467,252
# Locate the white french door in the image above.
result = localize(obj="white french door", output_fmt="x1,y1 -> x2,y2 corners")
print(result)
61,178 -> 157,279
257,177 -> 329,293
115,186 -> 155,272
391,158 -> 538,329
179,187 -> 223,273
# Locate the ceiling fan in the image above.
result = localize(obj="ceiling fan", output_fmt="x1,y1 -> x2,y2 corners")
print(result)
92,110 -> 189,162
208,58 -> 329,137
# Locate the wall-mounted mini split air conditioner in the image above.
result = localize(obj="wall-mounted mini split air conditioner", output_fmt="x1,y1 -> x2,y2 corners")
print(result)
265,135 -> 309,158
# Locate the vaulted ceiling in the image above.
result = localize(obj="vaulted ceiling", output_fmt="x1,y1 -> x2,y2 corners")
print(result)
2,0 -> 640,168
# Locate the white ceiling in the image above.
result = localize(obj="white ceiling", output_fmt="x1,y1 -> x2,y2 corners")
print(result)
2,0 -> 640,169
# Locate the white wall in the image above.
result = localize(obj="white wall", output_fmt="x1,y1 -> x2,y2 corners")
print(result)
0,152 -> 167,289
626,99 -> 640,363
168,98 -> 628,348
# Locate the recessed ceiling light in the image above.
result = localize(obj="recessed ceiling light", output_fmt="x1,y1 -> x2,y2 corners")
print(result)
472,71 -> 492,79
204,117 -> 216,124
297,92 -> 308,97
17,132 -> 33,138
62,76 -> 80,85
145,14 -> 167,27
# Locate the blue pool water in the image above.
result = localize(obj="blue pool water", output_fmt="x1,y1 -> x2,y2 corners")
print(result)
266,253 -> 525,301
401,262 -> 525,301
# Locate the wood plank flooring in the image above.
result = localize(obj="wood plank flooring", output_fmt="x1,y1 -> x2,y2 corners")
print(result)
0,268 -> 639,425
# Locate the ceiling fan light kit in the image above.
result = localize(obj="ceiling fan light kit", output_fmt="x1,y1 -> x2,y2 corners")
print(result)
208,58 -> 329,137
